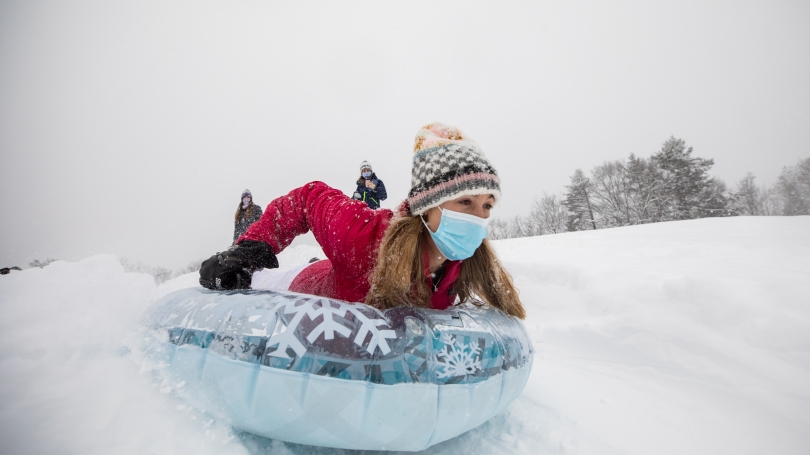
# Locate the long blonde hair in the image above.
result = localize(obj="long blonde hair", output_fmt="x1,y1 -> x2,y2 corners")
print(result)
365,215 -> 526,319
234,201 -> 256,222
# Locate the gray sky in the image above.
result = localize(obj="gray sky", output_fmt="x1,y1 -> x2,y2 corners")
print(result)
1,0 -> 808,269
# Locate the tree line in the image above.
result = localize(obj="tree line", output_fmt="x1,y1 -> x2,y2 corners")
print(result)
489,137 -> 810,240
119,257 -> 204,284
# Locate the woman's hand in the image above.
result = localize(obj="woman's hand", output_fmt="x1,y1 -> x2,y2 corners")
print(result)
199,251 -> 253,290
199,241 -> 278,290
365,180 -> 376,189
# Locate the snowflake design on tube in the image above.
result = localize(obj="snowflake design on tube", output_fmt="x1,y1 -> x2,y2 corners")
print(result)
265,298 -> 396,359
266,300 -> 314,359
347,306 -> 396,355
435,333 -> 483,379
306,300 -> 352,343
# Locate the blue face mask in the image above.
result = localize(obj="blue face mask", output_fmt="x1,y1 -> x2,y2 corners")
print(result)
421,208 -> 489,260
361,171 -> 372,178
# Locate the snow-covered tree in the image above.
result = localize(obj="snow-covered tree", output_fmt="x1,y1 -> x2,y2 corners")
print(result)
651,137 -> 716,220
698,178 -> 732,217
563,169 -> 597,231
626,154 -> 668,224
776,157 -> 810,216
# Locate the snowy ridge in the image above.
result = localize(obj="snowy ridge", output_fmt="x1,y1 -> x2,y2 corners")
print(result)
0,217 -> 808,454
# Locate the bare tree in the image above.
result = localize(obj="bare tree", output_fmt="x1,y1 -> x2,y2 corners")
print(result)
759,186 -> 783,216
29,258 -> 57,268
487,218 -> 510,240
529,193 -> 568,234
589,160 -> 632,227
776,158 -> 810,215
506,214 -> 534,239
732,173 -> 762,215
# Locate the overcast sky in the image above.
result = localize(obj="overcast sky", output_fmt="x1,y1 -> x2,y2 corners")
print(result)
1,0 -> 808,269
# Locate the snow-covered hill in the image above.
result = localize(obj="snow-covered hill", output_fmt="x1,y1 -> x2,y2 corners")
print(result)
1,217 -> 808,455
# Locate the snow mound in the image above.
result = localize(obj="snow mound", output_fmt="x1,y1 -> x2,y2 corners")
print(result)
504,216 -> 810,455
0,217 -> 808,454
0,255 -> 248,455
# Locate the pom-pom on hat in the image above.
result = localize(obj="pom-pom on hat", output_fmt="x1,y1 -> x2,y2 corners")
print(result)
407,123 -> 501,215
360,161 -> 373,172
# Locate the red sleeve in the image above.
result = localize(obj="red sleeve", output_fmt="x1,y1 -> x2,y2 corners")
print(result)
239,181 -> 393,283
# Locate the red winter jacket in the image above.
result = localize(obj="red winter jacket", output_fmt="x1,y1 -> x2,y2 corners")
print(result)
238,181 -> 461,310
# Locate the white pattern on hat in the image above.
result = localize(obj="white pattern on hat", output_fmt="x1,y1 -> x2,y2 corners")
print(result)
408,123 -> 500,215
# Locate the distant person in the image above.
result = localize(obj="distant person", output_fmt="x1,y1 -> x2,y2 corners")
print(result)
351,161 -> 387,209
233,189 -> 263,244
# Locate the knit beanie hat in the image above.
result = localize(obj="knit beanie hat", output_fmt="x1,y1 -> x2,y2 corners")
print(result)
360,161 -> 373,172
407,123 -> 501,215
241,189 -> 252,198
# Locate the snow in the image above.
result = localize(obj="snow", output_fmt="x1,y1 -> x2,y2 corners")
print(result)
1,218 -> 809,454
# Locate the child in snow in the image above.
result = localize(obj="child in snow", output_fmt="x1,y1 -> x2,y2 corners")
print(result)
233,189 -> 263,244
200,123 -> 525,319
351,161 -> 387,209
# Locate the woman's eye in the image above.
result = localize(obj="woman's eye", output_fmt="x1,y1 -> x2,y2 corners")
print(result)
484,204 -> 493,210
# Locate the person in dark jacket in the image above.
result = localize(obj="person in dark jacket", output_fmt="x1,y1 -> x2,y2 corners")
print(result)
233,189 -> 263,244
351,161 -> 387,209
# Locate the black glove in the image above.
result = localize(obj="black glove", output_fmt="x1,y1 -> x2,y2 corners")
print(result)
199,240 -> 278,290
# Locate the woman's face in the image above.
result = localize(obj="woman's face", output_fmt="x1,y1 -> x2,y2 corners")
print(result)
423,194 -> 495,232
242,196 -> 251,205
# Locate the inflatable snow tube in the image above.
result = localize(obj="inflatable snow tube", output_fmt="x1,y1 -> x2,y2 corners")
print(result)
142,288 -> 534,451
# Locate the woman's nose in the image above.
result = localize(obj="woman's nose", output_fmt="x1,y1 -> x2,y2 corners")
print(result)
471,204 -> 489,219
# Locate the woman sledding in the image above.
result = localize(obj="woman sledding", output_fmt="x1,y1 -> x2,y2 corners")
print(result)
199,123 -> 525,319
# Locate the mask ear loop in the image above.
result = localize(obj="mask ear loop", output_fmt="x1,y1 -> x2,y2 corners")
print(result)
420,214 -> 433,233
420,207 -> 445,233
420,207 -> 447,233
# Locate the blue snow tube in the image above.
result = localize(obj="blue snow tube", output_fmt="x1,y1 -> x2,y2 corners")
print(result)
142,288 -> 533,451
